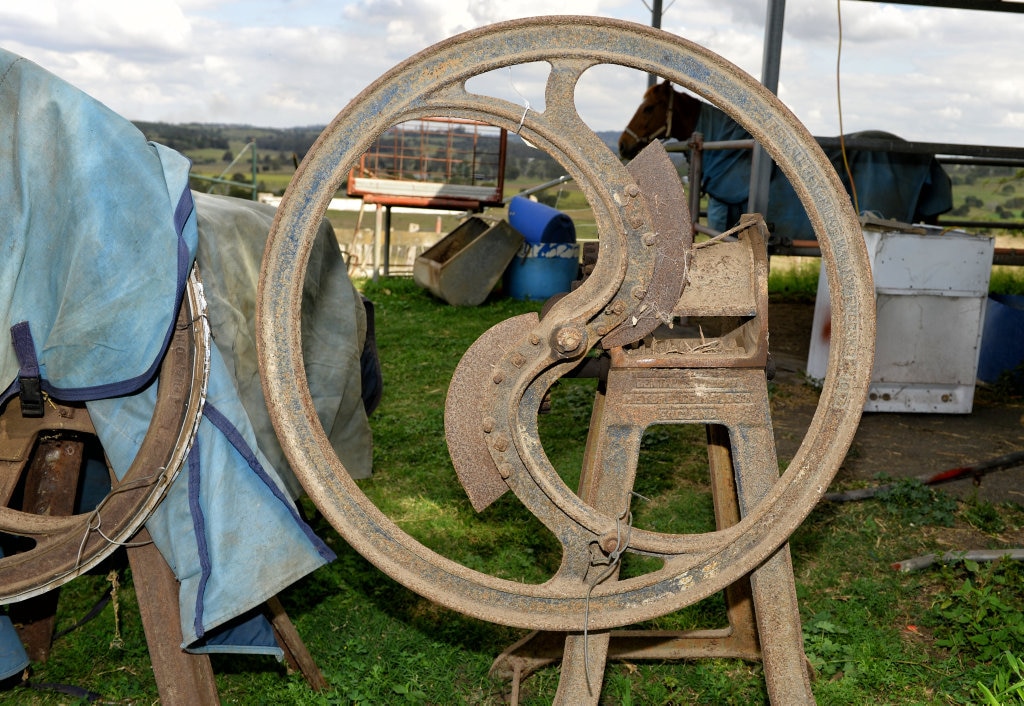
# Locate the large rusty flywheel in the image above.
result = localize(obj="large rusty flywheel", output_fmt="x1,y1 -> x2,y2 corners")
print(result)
258,16 -> 874,634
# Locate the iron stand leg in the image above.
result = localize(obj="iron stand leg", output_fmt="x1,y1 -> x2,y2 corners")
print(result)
494,368 -> 814,704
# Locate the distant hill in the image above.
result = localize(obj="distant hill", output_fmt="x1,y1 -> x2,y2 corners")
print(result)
134,121 -> 620,190
134,121 -> 691,201
135,121 -> 1022,227
134,121 -> 327,158
506,130 -> 624,156
134,121 -> 627,163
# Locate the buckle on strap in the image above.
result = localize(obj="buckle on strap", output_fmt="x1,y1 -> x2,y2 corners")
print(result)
10,321 -> 44,417
18,375 -> 44,417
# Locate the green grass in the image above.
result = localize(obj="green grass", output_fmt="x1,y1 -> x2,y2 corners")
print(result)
3,277 -> 1023,704
767,250 -> 1024,299
768,257 -> 821,300
991,268 -> 1024,296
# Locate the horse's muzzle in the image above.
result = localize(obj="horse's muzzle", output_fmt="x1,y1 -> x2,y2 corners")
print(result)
618,129 -> 645,160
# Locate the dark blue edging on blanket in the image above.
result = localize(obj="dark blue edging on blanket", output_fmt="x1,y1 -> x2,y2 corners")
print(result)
186,440 -> 212,640
189,403 -> 335,638
2,184 -> 195,407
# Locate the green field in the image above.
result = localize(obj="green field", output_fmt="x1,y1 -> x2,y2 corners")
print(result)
4,276 -> 1023,705
185,144 -> 1024,242
136,118 -> 1023,239
946,165 -> 1024,226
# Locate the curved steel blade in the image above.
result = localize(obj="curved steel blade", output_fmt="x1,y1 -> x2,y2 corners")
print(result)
602,141 -> 692,349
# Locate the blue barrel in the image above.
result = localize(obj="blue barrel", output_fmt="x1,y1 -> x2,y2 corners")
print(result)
508,195 -> 576,244
977,294 -> 1024,383
505,242 -> 580,301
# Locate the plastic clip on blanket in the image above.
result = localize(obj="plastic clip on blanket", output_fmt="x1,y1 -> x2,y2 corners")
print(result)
17,375 -> 43,418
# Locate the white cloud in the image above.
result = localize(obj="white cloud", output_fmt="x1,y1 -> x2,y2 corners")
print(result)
1001,112 -> 1024,130
0,0 -> 1020,150
1,2 -> 60,29
0,0 -> 192,55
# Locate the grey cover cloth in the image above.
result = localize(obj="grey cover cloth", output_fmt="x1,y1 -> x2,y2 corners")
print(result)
0,47 -> 371,659
193,191 -> 373,494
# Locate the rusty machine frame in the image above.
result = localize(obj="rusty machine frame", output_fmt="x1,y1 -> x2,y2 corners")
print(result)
257,16 -> 876,704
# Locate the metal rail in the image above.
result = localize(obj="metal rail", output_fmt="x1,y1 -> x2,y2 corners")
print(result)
667,134 -> 1024,166
669,134 -> 1024,262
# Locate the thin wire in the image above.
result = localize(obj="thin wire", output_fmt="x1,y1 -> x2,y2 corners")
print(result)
177,313 -> 209,331
506,67 -> 531,135
583,507 -> 633,694
836,0 -> 860,215
74,468 -> 166,569
641,0 -> 676,14
692,218 -> 749,248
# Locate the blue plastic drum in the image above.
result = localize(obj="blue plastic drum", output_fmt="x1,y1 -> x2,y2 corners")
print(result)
505,242 -> 580,301
978,294 -> 1024,383
508,195 -> 576,244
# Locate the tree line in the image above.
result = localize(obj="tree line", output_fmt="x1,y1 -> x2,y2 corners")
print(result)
132,120 -> 619,183
138,121 -> 1021,222
134,121 -> 326,158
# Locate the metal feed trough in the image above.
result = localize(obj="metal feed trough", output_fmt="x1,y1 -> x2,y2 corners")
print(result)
252,16 -> 877,705
413,216 -> 524,306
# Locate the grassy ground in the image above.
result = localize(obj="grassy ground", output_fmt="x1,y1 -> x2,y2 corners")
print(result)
8,147 -> 1024,702
946,166 -> 1024,227
4,272 -> 1023,705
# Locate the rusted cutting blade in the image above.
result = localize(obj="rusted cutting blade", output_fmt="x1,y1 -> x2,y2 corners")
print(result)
602,141 -> 692,349
445,313 -> 538,511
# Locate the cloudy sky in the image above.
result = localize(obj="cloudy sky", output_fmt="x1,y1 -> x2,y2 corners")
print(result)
2,0 -> 1022,149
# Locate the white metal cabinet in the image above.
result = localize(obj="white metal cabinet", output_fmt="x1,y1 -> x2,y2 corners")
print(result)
806,225 -> 994,413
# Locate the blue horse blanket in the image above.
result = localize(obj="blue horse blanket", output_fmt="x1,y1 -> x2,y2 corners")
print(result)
696,104 -> 953,243
0,49 -> 368,664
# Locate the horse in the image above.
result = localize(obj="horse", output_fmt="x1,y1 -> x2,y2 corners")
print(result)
619,81 -> 953,244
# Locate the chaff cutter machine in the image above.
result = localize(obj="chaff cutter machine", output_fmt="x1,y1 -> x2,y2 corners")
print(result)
257,16 -> 877,704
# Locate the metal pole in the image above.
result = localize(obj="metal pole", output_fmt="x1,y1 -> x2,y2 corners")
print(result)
383,205 -> 392,276
748,0 -> 786,216
251,141 -> 258,200
504,175 -> 573,203
373,204 -> 382,282
648,0 -> 663,88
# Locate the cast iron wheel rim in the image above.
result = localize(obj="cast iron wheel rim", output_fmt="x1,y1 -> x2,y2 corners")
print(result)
0,269 -> 210,603
257,16 -> 875,631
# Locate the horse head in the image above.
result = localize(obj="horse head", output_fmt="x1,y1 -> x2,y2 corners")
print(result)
618,80 -> 701,159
